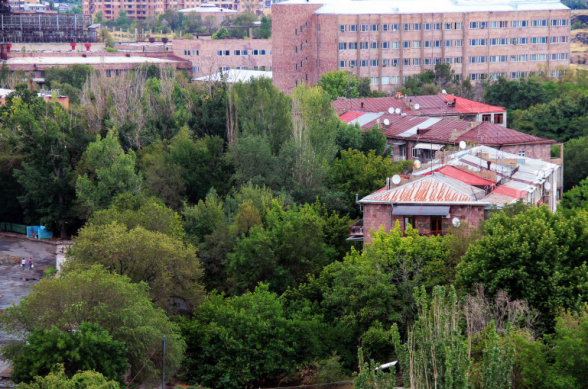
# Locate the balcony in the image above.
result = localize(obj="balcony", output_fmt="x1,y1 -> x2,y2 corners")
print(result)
349,220 -> 363,238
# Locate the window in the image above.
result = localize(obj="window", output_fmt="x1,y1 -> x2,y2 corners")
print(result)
552,18 -> 569,26
403,23 -> 411,31
510,54 -> 527,62
413,40 -> 421,48
403,41 -> 411,48
424,58 -> 432,65
469,21 -> 487,29
510,71 -> 528,79
531,36 -> 547,44
551,36 -> 568,43
490,55 -> 508,63
424,40 -> 432,48
390,24 -> 398,31
413,23 -> 421,30
371,41 -> 378,49
530,54 -> 547,61
339,25 -> 346,33
391,76 -> 400,84
217,50 -> 230,56
404,216 -> 415,231
511,37 -> 528,45
252,49 -> 266,55
192,66 -> 200,73
454,57 -> 463,64
371,59 -> 378,66
531,19 -> 548,27
434,57 -> 442,64
413,58 -> 421,65
382,76 -> 390,84
445,57 -> 452,64
382,24 -> 389,31
403,76 -> 410,83
370,77 -> 379,85
469,39 -> 487,46
382,41 -> 390,49
349,60 -> 357,67
518,150 -> 526,157
361,60 -> 368,67
403,58 -> 411,66
349,42 -> 358,49
490,38 -> 507,46
360,42 -> 368,49
470,56 -> 487,63
482,114 -> 492,122
431,216 -> 443,236
382,59 -> 390,66
470,73 -> 487,81
511,20 -> 528,28
295,28 -> 297,36
490,20 -> 508,28
434,23 -> 442,30
392,41 -> 399,49
455,22 -> 463,30
349,24 -> 357,32
494,113 -> 504,124
338,42 -> 347,50
305,22 -> 308,29
371,24 -> 378,31
445,40 -> 452,47
434,40 -> 442,47
551,53 -> 568,60
360,24 -> 368,32
391,59 -> 398,66
339,60 -> 346,68
445,22 -> 453,30
455,74 -> 463,81
455,39 -> 463,47
424,23 -> 432,30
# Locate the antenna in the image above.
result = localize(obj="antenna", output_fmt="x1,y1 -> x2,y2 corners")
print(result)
388,107 -> 394,114
395,108 -> 401,114
414,103 -> 420,110
392,175 -> 401,185
459,141 -> 467,150
384,119 -> 390,126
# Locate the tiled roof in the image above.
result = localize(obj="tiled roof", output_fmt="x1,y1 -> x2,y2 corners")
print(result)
339,111 -> 365,123
333,97 -> 406,115
440,94 -> 506,114
405,119 -> 473,142
456,122 -> 556,145
362,115 -> 430,137
428,166 -> 495,186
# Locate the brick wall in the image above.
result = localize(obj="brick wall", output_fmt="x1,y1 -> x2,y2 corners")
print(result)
173,37 -> 272,76
499,143 -> 553,162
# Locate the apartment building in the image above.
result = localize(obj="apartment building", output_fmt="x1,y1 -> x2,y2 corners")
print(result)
272,0 -> 571,93
174,36 -> 272,76
84,0 -> 265,20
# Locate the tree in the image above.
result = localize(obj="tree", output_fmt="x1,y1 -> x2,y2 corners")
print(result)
179,284 -> 331,389
0,266 -> 186,384
257,15 -> 271,38
360,125 -> 388,156
67,221 -> 204,314
16,366 -> 120,389
0,86 -> 91,237
563,135 -> 588,190
76,130 -> 143,216
4,322 -> 128,384
456,206 -> 588,332
561,176 -> 588,212
317,71 -> 361,100
483,77 -> 547,111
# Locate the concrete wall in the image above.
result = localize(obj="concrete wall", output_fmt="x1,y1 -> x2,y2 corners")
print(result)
273,4 -> 571,93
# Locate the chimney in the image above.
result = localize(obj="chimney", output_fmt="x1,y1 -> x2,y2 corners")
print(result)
386,177 -> 391,190
361,102 -> 364,109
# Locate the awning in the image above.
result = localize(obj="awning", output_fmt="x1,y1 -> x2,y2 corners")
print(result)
392,205 -> 450,216
413,143 -> 444,151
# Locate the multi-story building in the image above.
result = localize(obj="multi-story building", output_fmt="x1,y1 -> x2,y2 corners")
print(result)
272,0 -> 571,93
174,36 -> 272,76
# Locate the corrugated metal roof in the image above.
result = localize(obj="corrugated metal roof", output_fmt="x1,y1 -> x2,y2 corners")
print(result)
483,192 -> 518,206
369,115 -> 430,137
434,166 -> 495,186
348,112 -> 383,127
339,111 -> 365,123
457,122 -> 556,145
363,176 -> 476,203
406,119 -> 474,142
440,94 -> 506,114
398,117 -> 443,137
492,185 -> 527,199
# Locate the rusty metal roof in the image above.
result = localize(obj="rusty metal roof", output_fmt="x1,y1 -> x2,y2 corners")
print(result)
457,122 -> 556,145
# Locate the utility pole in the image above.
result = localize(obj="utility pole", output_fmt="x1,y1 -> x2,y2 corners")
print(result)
162,334 -> 166,389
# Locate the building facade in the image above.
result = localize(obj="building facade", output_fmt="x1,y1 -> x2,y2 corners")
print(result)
272,0 -> 571,93
174,37 -> 272,76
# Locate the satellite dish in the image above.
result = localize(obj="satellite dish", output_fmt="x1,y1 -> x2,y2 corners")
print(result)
392,174 -> 401,185
395,108 -> 401,114
452,217 -> 461,227
544,182 -> 552,191
413,160 -> 422,169
388,107 -> 394,114
414,103 -> 420,110
459,141 -> 467,150
384,119 -> 390,126
442,89 -> 447,94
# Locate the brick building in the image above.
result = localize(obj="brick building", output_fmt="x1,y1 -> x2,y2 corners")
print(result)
355,145 -> 562,244
272,0 -> 571,93
174,36 -> 272,76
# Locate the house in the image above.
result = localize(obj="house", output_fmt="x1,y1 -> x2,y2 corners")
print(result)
354,145 -> 561,244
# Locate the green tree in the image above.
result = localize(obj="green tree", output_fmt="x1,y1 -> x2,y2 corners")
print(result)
45,64 -> 95,90
179,284 -> 331,389
360,125 -> 388,156
4,322 -> 128,384
76,130 -> 143,216
0,266 -> 185,384
561,176 -> 588,212
483,77 -> 547,111
257,15 -> 271,38
563,135 -> 588,190
457,206 -> 588,332
317,71 -> 361,100
16,366 -> 120,389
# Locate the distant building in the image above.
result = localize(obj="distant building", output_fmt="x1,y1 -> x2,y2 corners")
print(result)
174,37 -> 272,76
0,88 -> 70,108
179,5 -> 242,25
272,0 -> 571,93
354,145 -> 562,244
193,68 -> 272,83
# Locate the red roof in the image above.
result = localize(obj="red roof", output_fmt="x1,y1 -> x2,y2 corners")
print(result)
457,122 -> 556,145
434,166 -> 495,186
339,111 -> 365,123
492,185 -> 527,199
440,94 -> 506,114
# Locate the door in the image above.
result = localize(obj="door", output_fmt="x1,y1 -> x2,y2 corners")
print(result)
430,216 -> 443,236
